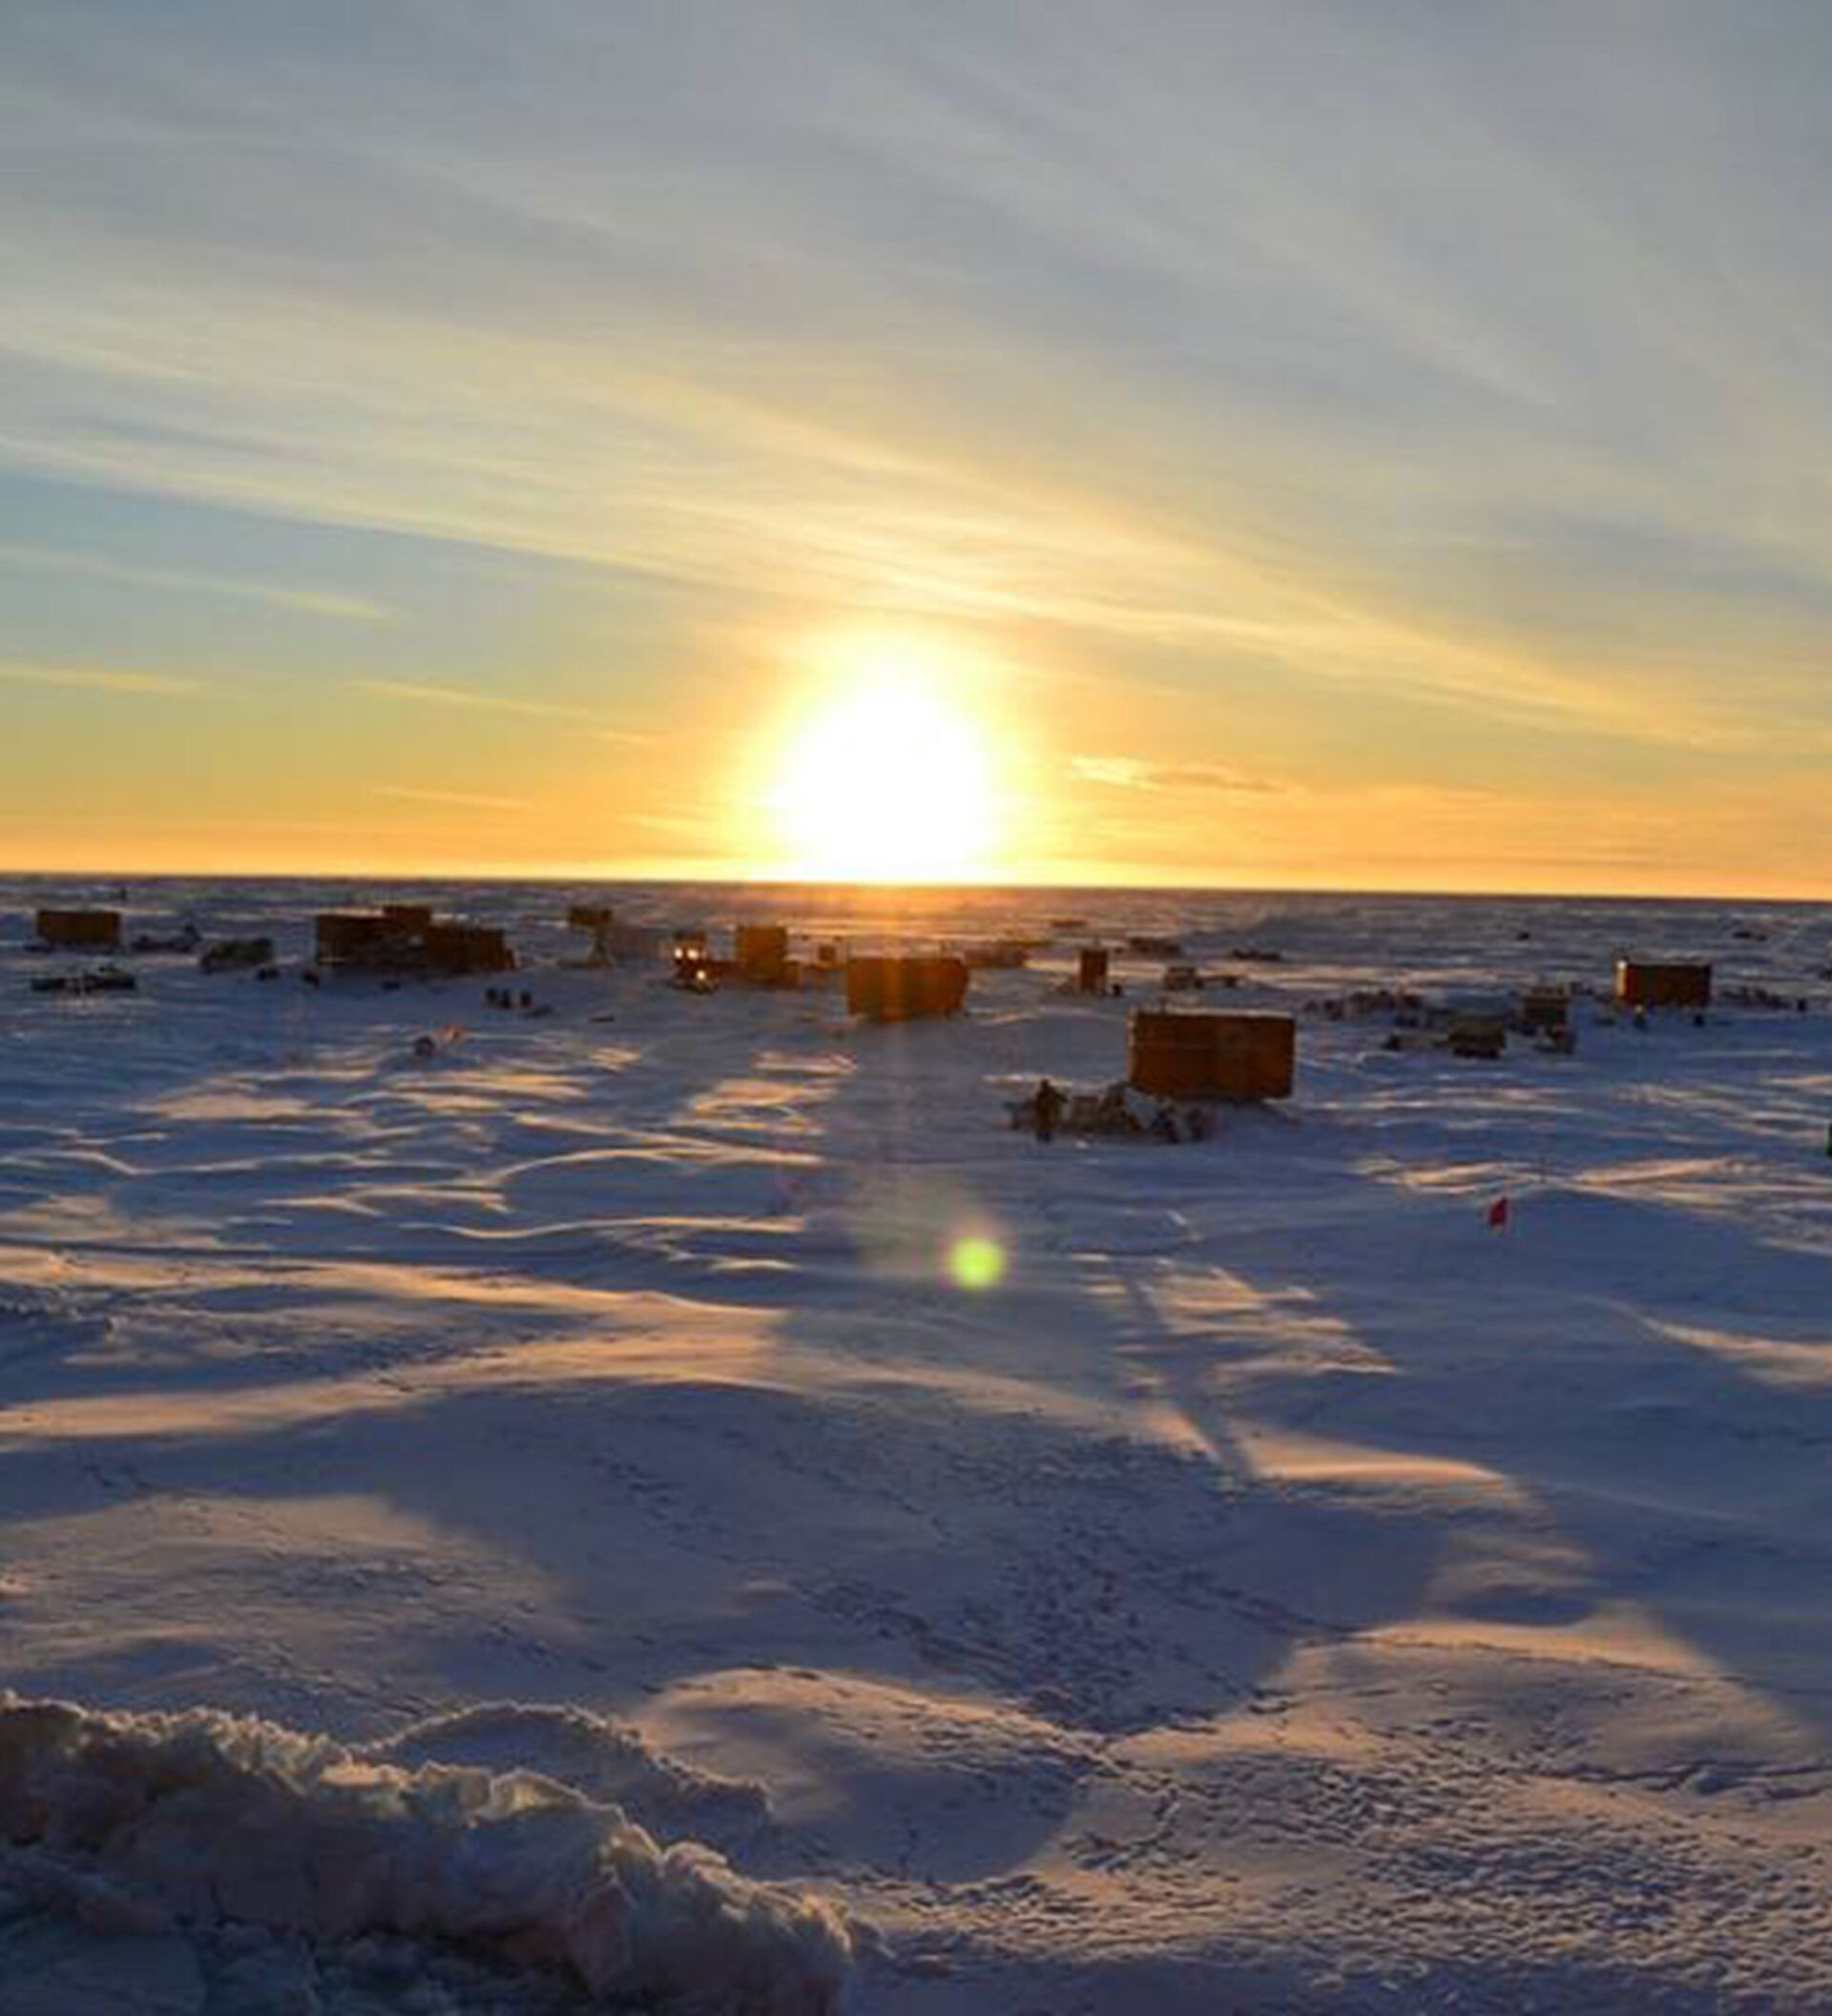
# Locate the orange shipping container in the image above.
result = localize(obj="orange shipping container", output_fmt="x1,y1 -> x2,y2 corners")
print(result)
735,923 -> 790,982
845,955 -> 968,1022
1128,1008 -> 1295,1101
424,923 -> 514,973
315,912 -> 393,964
1614,961 -> 1711,1009
34,908 -> 121,950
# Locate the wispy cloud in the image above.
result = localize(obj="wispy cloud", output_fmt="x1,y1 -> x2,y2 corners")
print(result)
7,7 -> 1832,883
377,784 -> 531,813
0,541 -> 391,622
1070,755 -> 1281,795
350,679 -> 654,745
0,659 -> 200,696
351,677 -> 587,723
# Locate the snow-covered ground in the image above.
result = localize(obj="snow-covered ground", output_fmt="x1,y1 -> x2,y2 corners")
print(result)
3,877 -> 1831,2012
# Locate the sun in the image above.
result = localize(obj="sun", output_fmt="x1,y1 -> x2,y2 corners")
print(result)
762,637 -> 1002,883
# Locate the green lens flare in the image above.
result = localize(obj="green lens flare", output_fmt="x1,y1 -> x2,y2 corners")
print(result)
947,1234 -> 1006,1291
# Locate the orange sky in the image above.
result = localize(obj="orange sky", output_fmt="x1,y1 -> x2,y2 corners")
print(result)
5,6 -> 1832,894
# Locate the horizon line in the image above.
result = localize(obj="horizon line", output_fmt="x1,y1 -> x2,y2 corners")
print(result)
1,864 -> 1824,910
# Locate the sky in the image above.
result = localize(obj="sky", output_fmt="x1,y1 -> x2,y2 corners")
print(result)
5,1 -> 1832,892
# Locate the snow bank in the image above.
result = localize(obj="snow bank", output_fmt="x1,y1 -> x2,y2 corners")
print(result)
0,1694 -> 850,2012
367,1702 -> 771,1849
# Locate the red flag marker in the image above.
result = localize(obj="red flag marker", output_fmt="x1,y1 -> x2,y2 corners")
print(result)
1486,1195 -> 1510,1231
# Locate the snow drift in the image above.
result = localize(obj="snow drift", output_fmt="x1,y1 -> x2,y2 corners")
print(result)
0,1694 -> 851,2012
367,1702 -> 771,1851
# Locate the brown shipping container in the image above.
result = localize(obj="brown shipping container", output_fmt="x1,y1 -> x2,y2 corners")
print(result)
846,955 -> 969,1021
1615,961 -> 1712,1009
424,923 -> 514,974
1128,1008 -> 1296,1101
382,904 -> 434,932
735,923 -> 791,981
315,912 -> 393,964
1077,946 -> 1110,994
34,908 -> 122,950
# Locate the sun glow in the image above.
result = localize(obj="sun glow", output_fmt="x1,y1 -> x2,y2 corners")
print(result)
762,638 -> 1002,883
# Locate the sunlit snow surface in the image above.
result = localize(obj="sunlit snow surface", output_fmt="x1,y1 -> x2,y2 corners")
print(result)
3,877 -> 1832,2011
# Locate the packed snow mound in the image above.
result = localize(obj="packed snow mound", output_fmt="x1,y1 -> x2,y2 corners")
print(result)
368,1702 -> 771,1848
0,1694 -> 851,2013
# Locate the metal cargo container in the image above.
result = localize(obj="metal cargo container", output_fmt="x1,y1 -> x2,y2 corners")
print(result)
1077,946 -> 1110,994
845,955 -> 969,1022
33,908 -> 122,950
1614,961 -> 1711,1009
734,924 -> 791,983
1128,1008 -> 1295,1101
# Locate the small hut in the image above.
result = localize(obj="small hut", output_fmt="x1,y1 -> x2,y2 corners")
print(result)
1447,1012 -> 1508,1060
846,955 -> 968,1022
200,936 -> 274,973
34,908 -> 121,951
1615,961 -> 1712,1010
1128,1008 -> 1295,1101
1519,986 -> 1569,1034
961,939 -> 1030,970
1076,946 -> 1110,995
